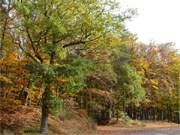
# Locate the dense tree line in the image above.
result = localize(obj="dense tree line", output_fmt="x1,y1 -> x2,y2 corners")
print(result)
127,43 -> 180,123
0,0 -> 179,134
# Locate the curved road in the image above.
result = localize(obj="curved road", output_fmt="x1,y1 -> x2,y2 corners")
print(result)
98,127 -> 180,135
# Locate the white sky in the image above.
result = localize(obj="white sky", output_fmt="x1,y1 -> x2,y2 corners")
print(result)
120,0 -> 180,49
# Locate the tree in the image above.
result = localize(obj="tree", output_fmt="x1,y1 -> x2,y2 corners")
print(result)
10,0 -> 129,133
112,45 -> 145,119
129,42 -> 180,122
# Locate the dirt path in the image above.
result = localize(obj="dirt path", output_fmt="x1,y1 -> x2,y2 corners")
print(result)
97,121 -> 180,135
97,126 -> 180,135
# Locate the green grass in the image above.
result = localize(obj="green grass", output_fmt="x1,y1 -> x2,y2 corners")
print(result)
24,128 -> 41,135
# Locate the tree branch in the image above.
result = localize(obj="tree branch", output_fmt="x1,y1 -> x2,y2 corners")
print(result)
62,40 -> 86,48
26,28 -> 43,63
16,39 -> 39,63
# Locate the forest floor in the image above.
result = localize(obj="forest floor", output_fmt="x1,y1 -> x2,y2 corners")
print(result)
1,105 -> 179,135
97,120 -> 180,135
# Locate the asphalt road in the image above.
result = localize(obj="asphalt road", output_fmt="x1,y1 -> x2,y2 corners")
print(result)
99,127 -> 180,135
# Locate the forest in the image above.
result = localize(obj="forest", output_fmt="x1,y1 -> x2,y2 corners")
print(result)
0,0 -> 180,135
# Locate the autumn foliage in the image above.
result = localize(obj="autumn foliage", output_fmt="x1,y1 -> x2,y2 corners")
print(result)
0,0 -> 179,134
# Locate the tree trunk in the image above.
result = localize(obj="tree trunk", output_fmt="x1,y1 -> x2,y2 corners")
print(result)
0,123 -> 4,135
40,86 -> 50,134
40,47 -> 56,134
40,104 -> 48,134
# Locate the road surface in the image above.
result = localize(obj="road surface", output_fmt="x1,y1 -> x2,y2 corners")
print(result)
98,127 -> 180,135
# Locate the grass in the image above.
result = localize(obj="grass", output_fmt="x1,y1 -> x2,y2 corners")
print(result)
24,128 -> 41,135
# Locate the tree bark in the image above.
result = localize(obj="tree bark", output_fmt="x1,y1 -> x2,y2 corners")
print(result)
40,104 -> 48,134
40,86 -> 50,134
